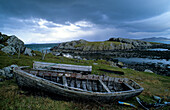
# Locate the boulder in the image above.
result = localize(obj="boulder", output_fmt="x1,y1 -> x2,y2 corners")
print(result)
6,35 -> 25,52
3,66 -> 13,79
0,65 -> 18,81
24,48 -> 33,56
10,64 -> 18,68
144,69 -> 154,73
117,62 -> 124,66
1,46 -> 17,55
0,69 -> 5,76
0,44 -> 4,48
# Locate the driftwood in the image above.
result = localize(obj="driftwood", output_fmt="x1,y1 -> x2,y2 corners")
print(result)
14,67 -> 144,102
18,47 -> 21,59
41,50 -> 47,60
33,61 -> 92,74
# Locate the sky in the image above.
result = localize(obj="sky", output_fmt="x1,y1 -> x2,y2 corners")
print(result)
0,0 -> 170,44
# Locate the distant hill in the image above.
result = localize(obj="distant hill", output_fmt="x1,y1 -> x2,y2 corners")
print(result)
140,37 -> 170,41
50,38 -> 152,53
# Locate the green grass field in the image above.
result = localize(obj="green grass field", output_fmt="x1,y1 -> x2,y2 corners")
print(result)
0,51 -> 169,110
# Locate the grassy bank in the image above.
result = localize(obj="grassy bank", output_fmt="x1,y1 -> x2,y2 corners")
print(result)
0,51 -> 169,110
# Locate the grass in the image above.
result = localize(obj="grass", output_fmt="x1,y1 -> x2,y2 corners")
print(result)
74,41 -> 124,50
149,42 -> 162,44
0,51 -> 170,110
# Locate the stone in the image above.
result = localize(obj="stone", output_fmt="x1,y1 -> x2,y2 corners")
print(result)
54,52 -> 61,56
144,69 -> 154,73
10,65 -> 18,68
93,63 -> 98,65
122,67 -> 127,69
63,53 -> 73,58
3,66 -> 13,79
0,69 -> 5,76
5,74 -> 13,79
74,56 -> 82,60
0,44 -> 4,48
117,62 -> 124,66
3,67 -> 12,74
6,35 -> 25,52
33,53 -> 36,56
1,46 -> 17,55
24,48 -> 33,56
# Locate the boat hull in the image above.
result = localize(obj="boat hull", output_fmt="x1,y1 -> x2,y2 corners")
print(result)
14,68 -> 143,102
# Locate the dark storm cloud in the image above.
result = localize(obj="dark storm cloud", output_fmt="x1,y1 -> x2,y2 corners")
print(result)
1,0 -> 169,23
0,0 -> 170,43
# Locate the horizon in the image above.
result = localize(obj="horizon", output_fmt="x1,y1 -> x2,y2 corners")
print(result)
0,0 -> 170,44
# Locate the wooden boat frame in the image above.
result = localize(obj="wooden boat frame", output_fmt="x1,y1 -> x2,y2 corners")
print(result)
13,67 -> 144,102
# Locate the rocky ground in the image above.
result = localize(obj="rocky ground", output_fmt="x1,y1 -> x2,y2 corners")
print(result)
50,38 -> 170,76
56,52 -> 170,76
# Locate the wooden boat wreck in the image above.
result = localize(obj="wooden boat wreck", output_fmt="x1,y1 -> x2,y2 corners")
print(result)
33,61 -> 92,74
13,67 -> 144,102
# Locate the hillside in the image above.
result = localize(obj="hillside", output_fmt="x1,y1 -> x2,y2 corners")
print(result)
50,38 -> 152,53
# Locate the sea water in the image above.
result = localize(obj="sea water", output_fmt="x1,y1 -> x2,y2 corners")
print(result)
25,43 -> 59,52
115,57 -> 170,65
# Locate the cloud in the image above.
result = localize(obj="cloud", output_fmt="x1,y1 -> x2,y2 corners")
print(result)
1,18 -> 97,43
125,12 -> 170,32
0,0 -> 170,43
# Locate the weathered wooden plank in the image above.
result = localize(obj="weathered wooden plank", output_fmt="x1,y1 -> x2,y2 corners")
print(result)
70,79 -> 75,87
92,81 -> 98,92
76,74 -> 82,79
62,76 -> 68,87
76,79 -> 81,88
33,61 -> 92,72
88,75 -> 93,80
81,80 -> 87,90
99,80 -> 111,93
123,82 -> 135,91
86,80 -> 92,91
99,76 -> 103,80
103,76 -> 109,81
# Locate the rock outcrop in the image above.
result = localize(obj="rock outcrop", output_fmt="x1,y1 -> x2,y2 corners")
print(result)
50,38 -> 152,53
6,35 -> 25,52
0,65 -> 18,81
24,48 -> 33,56
0,32 -> 34,56
1,46 -> 17,55
108,38 -> 152,47
0,44 -> 4,48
